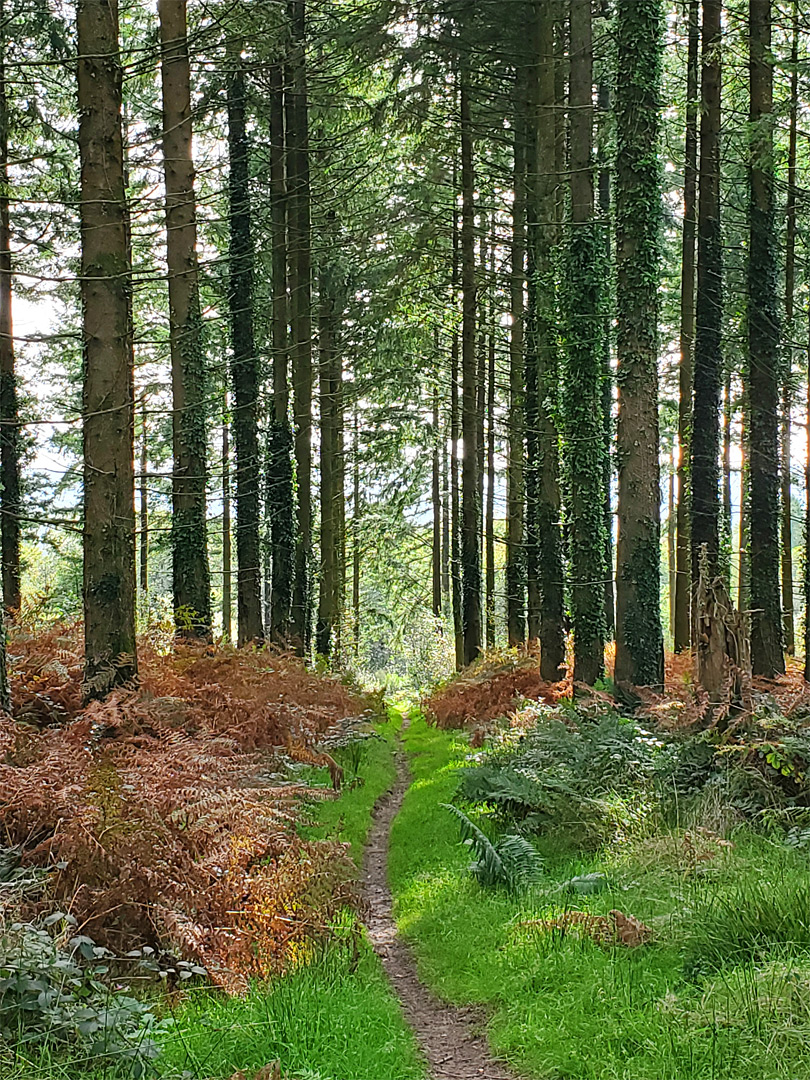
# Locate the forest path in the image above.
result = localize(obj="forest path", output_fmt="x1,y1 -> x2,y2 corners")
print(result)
361,716 -> 518,1080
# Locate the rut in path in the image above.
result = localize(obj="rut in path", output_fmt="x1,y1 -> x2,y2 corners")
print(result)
361,728 -> 519,1080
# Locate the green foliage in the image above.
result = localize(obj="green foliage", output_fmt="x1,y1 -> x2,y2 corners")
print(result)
459,705 -> 661,847
390,711 -> 810,1080
0,921 -> 158,1076
441,803 -> 543,892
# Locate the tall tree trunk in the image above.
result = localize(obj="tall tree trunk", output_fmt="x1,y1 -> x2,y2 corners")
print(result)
316,259 -> 338,659
747,0 -> 784,677
460,70 -> 481,666
441,419 -> 450,603
476,217 -> 488,572
506,72 -> 526,647
268,62 -> 294,642
781,2 -> 799,656
352,405 -> 361,654
674,0 -> 699,652
805,312 -> 810,680
226,37 -> 263,646
597,79 -> 614,641
450,181 -> 464,668
287,0 -> 313,655
485,321 -> 496,648
527,0 -> 565,680
159,0 -> 211,639
0,2 -> 19,619
738,398 -> 749,610
78,0 -> 137,699
564,0 -> 605,685
668,455 -> 676,636
691,0 -> 723,594
722,370 -> 733,563
139,398 -> 148,594
432,371 -> 442,618
222,398 -> 232,643
614,0 -> 664,689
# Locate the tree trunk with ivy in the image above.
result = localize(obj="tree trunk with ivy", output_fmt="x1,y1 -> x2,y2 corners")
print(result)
159,0 -> 211,639
0,1 -> 19,619
614,0 -> 664,689
747,0 -> 784,678
268,61 -> 294,644
526,0 -> 565,680
674,0 -> 699,653
563,0 -> 605,685
78,0 -> 138,699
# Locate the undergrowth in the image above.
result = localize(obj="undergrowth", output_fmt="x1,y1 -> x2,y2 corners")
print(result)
390,709 -> 810,1079
0,626 -> 370,984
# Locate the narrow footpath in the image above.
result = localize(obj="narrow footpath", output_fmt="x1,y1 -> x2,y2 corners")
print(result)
361,722 -> 518,1080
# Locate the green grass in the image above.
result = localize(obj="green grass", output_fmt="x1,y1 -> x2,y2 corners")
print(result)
299,711 -> 401,864
158,942 -> 425,1080
389,709 -> 810,1080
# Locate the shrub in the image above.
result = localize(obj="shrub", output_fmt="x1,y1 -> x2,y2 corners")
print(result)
0,920 -> 158,1076
458,705 -> 661,848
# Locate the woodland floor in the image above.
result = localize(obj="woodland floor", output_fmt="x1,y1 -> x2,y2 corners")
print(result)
362,715 -> 517,1080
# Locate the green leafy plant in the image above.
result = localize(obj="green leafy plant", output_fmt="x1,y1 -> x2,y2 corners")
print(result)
0,920 -> 159,1076
441,803 -> 543,891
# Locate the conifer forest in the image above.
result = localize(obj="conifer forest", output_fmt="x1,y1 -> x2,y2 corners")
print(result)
10,1 -> 810,1078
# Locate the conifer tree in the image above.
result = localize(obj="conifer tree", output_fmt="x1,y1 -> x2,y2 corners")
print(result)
158,0 -> 211,639
563,0 -> 605,685
0,0 -> 18,619
747,0 -> 784,677
78,0 -> 137,698
227,35 -> 264,647
614,0 -> 664,689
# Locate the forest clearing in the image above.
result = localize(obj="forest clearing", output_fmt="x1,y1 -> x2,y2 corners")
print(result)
5,0 -> 810,1077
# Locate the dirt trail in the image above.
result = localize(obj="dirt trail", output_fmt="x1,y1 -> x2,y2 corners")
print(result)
361,726 -> 519,1080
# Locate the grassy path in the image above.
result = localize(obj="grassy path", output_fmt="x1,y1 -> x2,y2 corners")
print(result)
362,710 -> 516,1080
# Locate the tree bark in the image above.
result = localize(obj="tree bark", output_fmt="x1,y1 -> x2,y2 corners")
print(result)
222,398 -> 232,643
450,178 -> 464,668
316,256 -> 339,659
139,398 -> 148,594
268,62 -> 294,643
78,0 -> 137,699
614,0 -> 664,690
0,0 -> 19,619
506,71 -> 526,647
527,0 -> 565,680
674,0 -> 699,652
564,0 -> 605,685
485,319 -> 496,648
597,79 -> 614,642
781,2 -> 799,656
691,0 -> 723,597
159,0 -> 211,639
432,369 -> 442,618
226,37 -> 264,647
747,0 -> 784,677
460,70 -> 481,666
287,0 -> 313,655
352,406 -> 361,654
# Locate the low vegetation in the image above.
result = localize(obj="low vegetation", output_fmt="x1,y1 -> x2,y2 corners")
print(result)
390,702 -> 810,1079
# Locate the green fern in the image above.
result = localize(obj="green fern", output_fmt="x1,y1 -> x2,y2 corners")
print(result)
441,803 -> 544,891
